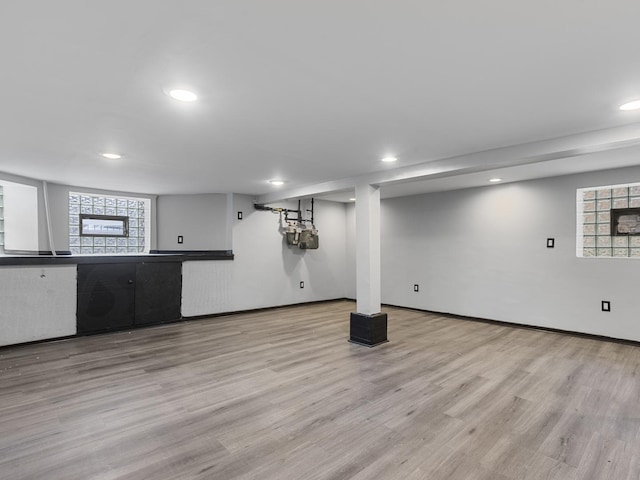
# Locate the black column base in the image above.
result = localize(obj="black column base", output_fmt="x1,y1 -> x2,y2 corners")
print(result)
349,312 -> 388,347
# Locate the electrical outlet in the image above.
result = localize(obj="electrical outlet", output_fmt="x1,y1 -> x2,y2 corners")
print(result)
237,211 -> 243,220
300,281 -> 305,289
177,235 -> 183,244
413,284 -> 419,292
602,300 -> 611,312
547,238 -> 555,248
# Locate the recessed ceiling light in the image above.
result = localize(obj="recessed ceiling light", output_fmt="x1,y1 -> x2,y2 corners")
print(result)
489,178 -> 502,183
381,156 -> 398,163
101,153 -> 122,159
619,100 -> 640,111
269,179 -> 285,186
349,198 -> 356,201
167,89 -> 198,102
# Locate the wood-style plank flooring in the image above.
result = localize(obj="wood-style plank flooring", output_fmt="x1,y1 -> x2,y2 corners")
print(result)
2,300 -> 640,479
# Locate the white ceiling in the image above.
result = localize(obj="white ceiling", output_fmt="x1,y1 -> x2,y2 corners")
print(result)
1,1 -> 640,199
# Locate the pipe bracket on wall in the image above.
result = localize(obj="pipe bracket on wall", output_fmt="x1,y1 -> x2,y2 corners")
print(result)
255,199 -> 319,249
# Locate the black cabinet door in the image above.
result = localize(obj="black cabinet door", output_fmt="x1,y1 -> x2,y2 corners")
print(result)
77,263 -> 136,334
134,262 -> 182,326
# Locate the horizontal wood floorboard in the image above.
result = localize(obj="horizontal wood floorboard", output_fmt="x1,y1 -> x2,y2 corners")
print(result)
1,300 -> 639,479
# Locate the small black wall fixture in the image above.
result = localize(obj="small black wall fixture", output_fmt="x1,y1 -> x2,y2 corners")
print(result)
602,300 -> 611,312
547,238 -> 555,248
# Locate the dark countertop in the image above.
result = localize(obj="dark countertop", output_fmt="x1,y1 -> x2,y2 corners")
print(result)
0,250 -> 234,266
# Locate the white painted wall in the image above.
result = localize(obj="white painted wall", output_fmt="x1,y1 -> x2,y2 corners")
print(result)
0,172 -> 49,251
1,181 -> 38,252
181,196 -> 348,316
0,173 -> 162,254
345,203 -> 356,299
0,265 -> 77,346
157,194 -> 228,250
8,163 -> 640,345
372,165 -> 640,341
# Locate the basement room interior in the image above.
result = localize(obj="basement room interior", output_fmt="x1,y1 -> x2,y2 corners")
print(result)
2,1 -> 640,479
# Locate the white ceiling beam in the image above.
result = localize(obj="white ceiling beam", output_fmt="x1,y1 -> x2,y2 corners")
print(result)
256,123 -> 640,204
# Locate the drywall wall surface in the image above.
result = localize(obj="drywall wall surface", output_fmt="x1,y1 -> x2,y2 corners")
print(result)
0,172 -> 162,253
1,181 -> 38,251
46,183 -> 72,250
181,195 -> 348,316
0,265 -> 77,346
378,165 -> 640,341
345,202 -> 356,299
157,194 -> 228,250
0,172 -> 48,251
230,195 -> 347,310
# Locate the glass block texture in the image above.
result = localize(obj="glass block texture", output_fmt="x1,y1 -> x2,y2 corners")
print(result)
69,193 -> 146,255
580,185 -> 640,258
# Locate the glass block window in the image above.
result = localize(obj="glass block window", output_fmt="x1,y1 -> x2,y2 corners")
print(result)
577,182 -> 640,258
0,185 -> 4,255
69,192 -> 150,255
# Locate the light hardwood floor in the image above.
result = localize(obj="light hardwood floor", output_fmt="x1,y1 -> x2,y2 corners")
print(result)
2,300 -> 640,479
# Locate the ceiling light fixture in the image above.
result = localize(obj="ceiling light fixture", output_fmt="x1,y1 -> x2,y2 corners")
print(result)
101,153 -> 122,159
489,178 -> 502,183
381,156 -> 398,163
349,198 -> 356,201
269,179 -> 285,186
619,100 -> 640,111
167,89 -> 198,102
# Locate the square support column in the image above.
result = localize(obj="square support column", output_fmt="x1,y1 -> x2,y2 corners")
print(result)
350,183 -> 388,346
